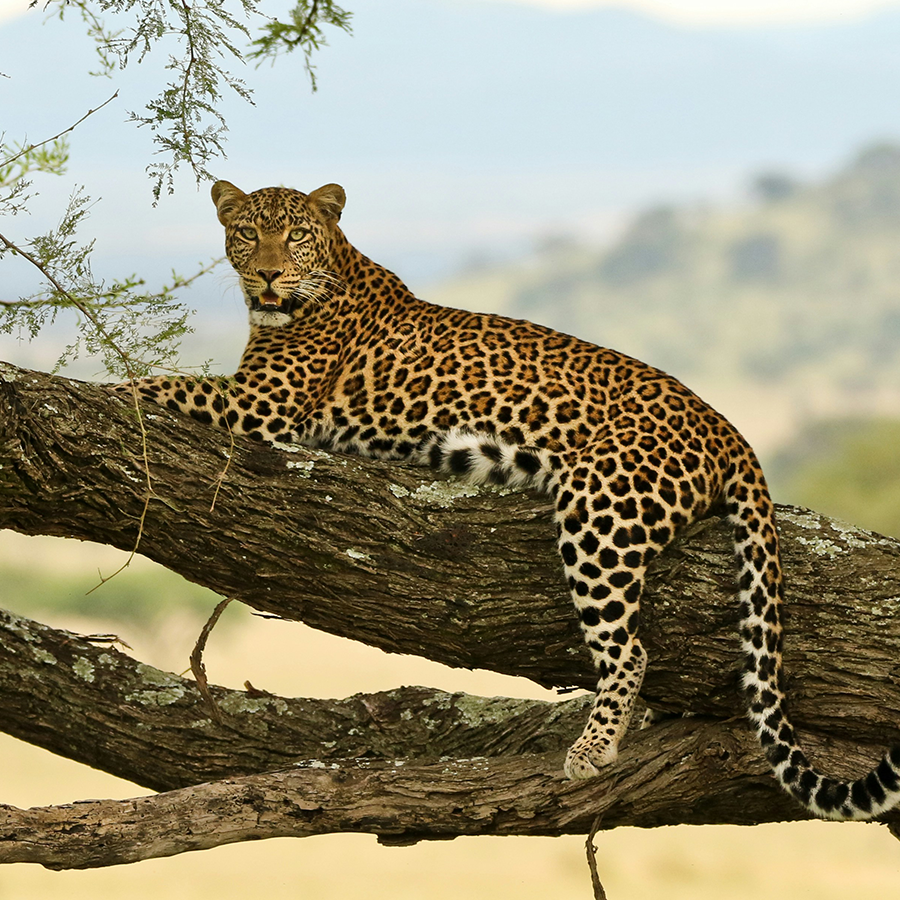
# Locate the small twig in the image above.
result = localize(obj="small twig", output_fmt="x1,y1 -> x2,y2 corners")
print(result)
0,256 -> 221,310
208,446 -> 234,512
0,297 -> 56,308
189,597 -> 232,724
64,632 -> 132,651
177,0 -> 200,176
585,814 -> 609,900
297,0 -> 320,46
165,256 -> 226,290
0,91 -> 118,169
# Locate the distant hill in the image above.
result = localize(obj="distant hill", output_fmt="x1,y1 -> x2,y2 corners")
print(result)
430,143 -> 900,423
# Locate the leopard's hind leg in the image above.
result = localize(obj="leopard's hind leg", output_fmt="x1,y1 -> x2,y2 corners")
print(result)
553,450 -> 683,779
426,429 -> 683,778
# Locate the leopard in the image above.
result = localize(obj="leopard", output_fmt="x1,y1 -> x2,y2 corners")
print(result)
115,179 -> 900,820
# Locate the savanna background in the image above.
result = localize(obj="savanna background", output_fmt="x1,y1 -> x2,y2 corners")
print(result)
2,0 -> 900,895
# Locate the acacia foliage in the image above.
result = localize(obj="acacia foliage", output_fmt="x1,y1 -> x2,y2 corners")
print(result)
1,1 -> 351,378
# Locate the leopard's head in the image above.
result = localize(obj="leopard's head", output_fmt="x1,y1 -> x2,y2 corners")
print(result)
211,180 -> 346,328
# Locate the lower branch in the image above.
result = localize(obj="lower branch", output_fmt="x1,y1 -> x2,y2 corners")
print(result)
0,608 -> 582,792
2,608 -> 900,870
3,720 -> 899,870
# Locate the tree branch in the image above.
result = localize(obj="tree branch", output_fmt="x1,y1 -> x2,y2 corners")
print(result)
2,360 -> 900,866
0,607 -> 584,793
2,362 -> 899,718
2,607 -> 899,869
0,739 -> 786,870
0,91 -> 118,171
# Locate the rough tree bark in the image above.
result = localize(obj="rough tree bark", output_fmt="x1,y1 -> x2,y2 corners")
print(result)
1,361 -> 900,869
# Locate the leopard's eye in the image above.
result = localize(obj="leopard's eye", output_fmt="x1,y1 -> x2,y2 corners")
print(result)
288,227 -> 311,243
238,226 -> 258,241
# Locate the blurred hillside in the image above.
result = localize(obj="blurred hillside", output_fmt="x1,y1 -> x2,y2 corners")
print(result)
7,0 -> 900,291
432,142 -> 900,424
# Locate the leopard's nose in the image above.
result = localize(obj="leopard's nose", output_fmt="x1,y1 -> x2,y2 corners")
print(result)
257,268 -> 283,284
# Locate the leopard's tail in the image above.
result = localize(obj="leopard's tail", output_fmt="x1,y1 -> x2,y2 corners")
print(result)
727,449 -> 900,819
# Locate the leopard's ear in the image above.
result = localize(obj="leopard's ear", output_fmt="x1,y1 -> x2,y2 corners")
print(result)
211,181 -> 247,226
308,183 -> 346,224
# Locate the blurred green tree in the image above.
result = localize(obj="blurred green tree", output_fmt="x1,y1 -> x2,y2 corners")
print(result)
769,419 -> 900,539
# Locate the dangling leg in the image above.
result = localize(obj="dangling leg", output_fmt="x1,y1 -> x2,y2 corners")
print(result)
565,628 -> 647,778
553,455 -> 675,779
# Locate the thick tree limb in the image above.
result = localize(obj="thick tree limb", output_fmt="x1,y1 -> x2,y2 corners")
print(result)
2,361 -> 900,867
0,733 -> 837,870
2,362 -> 899,723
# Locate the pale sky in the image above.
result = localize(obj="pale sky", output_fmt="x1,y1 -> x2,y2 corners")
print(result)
0,0 -> 898,27
494,0 -> 898,25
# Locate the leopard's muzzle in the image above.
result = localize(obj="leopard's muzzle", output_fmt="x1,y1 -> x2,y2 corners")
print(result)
250,290 -> 296,315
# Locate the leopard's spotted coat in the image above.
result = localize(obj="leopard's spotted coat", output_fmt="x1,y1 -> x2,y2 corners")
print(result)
116,180 -> 900,819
